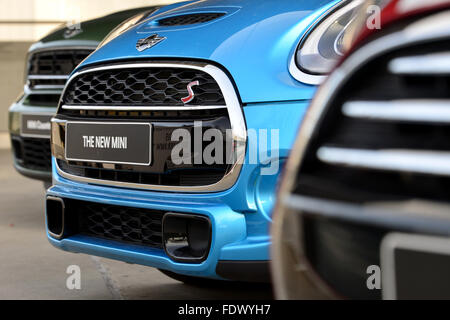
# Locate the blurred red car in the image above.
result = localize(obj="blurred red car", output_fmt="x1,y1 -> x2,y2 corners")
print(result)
272,0 -> 450,300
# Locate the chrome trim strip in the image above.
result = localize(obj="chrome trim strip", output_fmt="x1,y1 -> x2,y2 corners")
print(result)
389,52 -> 450,74
28,75 -> 69,80
342,100 -> 450,123
284,194 -> 450,235
31,85 -> 66,90
318,146 -> 450,176
24,86 -> 62,95
54,61 -> 247,193
61,104 -> 227,111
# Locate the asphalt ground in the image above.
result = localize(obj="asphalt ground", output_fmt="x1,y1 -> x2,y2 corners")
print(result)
0,148 -> 273,299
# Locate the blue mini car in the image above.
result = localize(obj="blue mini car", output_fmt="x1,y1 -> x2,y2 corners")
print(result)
46,0 -> 361,282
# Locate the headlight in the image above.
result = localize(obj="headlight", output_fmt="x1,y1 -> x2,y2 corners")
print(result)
292,0 -> 389,84
99,9 -> 158,48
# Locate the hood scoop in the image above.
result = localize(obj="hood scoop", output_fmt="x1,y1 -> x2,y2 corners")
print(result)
156,12 -> 226,26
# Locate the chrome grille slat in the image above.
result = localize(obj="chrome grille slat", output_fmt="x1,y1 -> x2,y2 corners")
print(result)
285,194 -> 450,235
389,52 -> 450,75
342,100 -> 450,123
317,146 -> 450,176
61,104 -> 227,111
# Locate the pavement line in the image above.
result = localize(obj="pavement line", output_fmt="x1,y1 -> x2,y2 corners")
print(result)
90,256 -> 124,300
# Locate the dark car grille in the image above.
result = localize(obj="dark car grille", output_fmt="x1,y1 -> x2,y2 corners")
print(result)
27,48 -> 93,103
12,136 -> 51,172
53,62 -> 239,189
63,199 -> 164,249
157,13 -> 225,26
25,94 -> 61,107
28,78 -> 67,89
289,29 -> 450,299
295,39 -> 450,204
62,67 -> 225,107
28,49 -> 93,76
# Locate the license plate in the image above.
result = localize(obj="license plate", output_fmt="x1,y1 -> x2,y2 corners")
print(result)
381,233 -> 450,299
21,113 -> 53,138
65,122 -> 152,165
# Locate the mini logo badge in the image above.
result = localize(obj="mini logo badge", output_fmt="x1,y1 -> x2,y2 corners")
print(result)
136,34 -> 166,52
181,81 -> 200,104
64,23 -> 83,39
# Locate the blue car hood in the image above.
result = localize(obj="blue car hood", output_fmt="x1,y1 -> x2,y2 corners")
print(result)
76,0 -> 338,103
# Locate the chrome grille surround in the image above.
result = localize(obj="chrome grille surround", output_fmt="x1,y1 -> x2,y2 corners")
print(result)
52,61 -> 247,193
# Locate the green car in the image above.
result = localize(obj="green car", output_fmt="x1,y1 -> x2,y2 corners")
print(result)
8,6 -> 160,187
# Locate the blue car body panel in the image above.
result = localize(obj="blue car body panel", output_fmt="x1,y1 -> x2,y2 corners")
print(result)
76,0 -> 339,103
48,0 -> 338,279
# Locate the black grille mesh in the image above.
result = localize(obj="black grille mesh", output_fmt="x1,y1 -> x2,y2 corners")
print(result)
28,49 -> 93,76
63,67 -> 225,106
28,78 -> 66,88
72,200 -> 164,248
58,160 -> 226,187
157,13 -> 225,26
13,137 -> 51,171
26,94 -> 60,107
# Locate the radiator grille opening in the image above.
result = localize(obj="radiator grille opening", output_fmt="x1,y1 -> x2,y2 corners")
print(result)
27,49 -> 94,90
62,67 -> 225,107
53,62 -> 244,191
29,49 -> 93,76
295,40 -> 450,204
25,94 -> 60,107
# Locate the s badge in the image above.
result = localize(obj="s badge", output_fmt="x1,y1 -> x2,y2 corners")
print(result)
181,81 -> 200,104
136,34 -> 166,52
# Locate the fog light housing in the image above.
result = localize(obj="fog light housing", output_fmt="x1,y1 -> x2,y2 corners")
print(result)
162,213 -> 212,263
46,197 -> 65,239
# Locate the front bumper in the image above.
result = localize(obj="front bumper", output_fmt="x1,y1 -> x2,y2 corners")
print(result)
9,97 -> 55,182
278,196 -> 450,299
47,180 -> 269,280
46,101 -> 311,279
